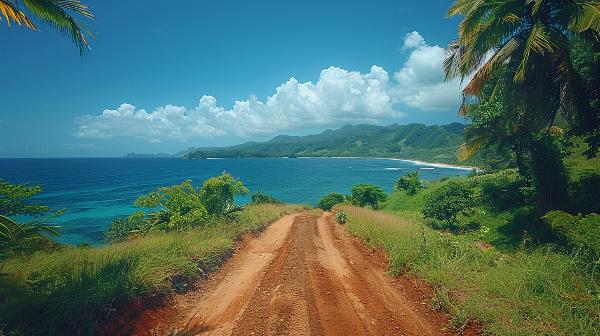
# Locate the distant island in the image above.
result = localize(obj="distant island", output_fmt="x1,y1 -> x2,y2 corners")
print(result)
182,123 -> 469,164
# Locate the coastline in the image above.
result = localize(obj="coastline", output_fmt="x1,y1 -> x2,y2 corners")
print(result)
194,155 -> 481,171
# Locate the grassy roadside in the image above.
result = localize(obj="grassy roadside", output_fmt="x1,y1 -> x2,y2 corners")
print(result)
334,202 -> 600,335
0,204 -> 305,336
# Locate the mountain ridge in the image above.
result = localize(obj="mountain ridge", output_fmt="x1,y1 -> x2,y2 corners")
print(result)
183,123 -> 467,164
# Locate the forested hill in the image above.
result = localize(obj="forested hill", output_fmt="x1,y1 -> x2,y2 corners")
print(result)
183,123 -> 467,164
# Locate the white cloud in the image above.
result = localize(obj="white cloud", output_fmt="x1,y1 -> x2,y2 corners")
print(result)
402,31 -> 426,49
393,31 -> 462,111
75,32 -> 461,142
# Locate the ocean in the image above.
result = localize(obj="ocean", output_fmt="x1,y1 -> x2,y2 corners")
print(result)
0,157 -> 471,245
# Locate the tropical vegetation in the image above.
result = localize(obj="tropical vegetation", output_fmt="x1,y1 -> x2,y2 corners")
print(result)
0,0 -> 95,54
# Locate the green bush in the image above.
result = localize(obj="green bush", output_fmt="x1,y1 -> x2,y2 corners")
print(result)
543,211 -> 600,261
0,180 -> 62,256
251,191 -> 282,205
105,211 -> 152,242
469,169 -> 526,211
350,184 -> 387,209
422,181 -> 476,226
335,210 -> 347,224
395,171 -> 422,195
569,173 -> 600,213
200,173 -> 248,216
109,173 -> 249,241
317,193 -> 346,210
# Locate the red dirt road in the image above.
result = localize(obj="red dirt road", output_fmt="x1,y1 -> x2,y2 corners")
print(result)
134,212 -> 464,336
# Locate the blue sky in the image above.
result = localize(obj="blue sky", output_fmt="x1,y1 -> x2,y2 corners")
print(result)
0,0 -> 464,157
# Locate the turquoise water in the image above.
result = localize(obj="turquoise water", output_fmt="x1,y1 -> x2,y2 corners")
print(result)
0,158 -> 471,245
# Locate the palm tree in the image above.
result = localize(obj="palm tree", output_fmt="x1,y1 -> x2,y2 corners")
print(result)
0,0 -> 94,54
0,214 -> 61,255
445,0 -> 600,210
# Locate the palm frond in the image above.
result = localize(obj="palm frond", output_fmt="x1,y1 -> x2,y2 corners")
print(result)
464,36 -> 522,96
0,215 -> 23,242
458,137 -> 484,161
0,0 -> 35,28
22,0 -> 94,54
559,1 -> 600,33
515,23 -> 560,81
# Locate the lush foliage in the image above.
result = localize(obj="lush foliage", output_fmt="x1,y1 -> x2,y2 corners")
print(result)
445,0 -> 600,211
106,173 -> 247,242
200,173 -> 248,216
349,184 -> 387,209
0,204 -> 304,336
251,191 -> 282,205
335,210 -> 347,224
317,192 -> 346,211
338,204 -> 600,335
422,180 -> 476,226
0,179 -> 49,216
0,180 -> 61,256
469,169 -> 527,212
395,171 -> 422,195
0,0 -> 95,54
544,211 -> 600,262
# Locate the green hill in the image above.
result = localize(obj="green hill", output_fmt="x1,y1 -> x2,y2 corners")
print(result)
183,123 -> 468,164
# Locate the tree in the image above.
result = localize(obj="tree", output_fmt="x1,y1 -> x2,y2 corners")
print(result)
0,179 -> 49,216
0,180 -> 61,254
251,191 -> 283,205
0,0 -> 94,54
422,181 -> 476,226
350,184 -> 387,209
444,0 -> 600,210
317,193 -> 346,211
395,171 -> 423,195
134,180 -> 208,230
199,172 -> 248,216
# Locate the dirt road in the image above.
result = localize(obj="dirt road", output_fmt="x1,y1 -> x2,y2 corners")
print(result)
134,212 -> 462,336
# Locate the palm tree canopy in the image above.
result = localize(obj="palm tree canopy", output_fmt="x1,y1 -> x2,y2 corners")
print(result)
446,0 -> 600,161
446,0 -> 600,125
0,0 -> 94,54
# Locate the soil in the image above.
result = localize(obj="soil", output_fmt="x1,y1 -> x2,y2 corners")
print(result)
122,212 -> 479,336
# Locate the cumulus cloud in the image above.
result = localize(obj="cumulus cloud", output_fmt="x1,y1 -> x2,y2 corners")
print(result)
393,31 -> 463,111
75,32 -> 461,142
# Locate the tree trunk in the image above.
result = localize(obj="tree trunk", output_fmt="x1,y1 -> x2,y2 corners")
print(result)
529,135 -> 570,211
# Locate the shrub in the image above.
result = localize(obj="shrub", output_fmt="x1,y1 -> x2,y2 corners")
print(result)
251,191 -> 283,205
422,181 -> 476,226
134,180 -> 208,230
350,184 -> 387,209
200,172 -> 248,216
335,210 -> 347,224
105,211 -> 152,242
543,211 -> 600,261
0,180 -> 62,256
469,169 -> 526,211
569,173 -> 600,213
395,171 -> 422,195
112,173 -> 248,240
317,193 -> 346,210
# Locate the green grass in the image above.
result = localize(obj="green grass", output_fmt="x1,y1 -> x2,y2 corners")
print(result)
335,204 -> 600,335
0,204 -> 306,336
564,142 -> 600,179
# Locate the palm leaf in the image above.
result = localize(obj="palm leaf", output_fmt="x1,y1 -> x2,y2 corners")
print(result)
464,36 -> 523,96
0,214 -> 23,242
458,137 -> 484,161
22,0 -> 94,54
0,0 -> 35,28
559,1 -> 600,33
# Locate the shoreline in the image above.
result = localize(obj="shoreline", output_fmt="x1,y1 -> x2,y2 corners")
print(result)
298,156 -> 480,171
